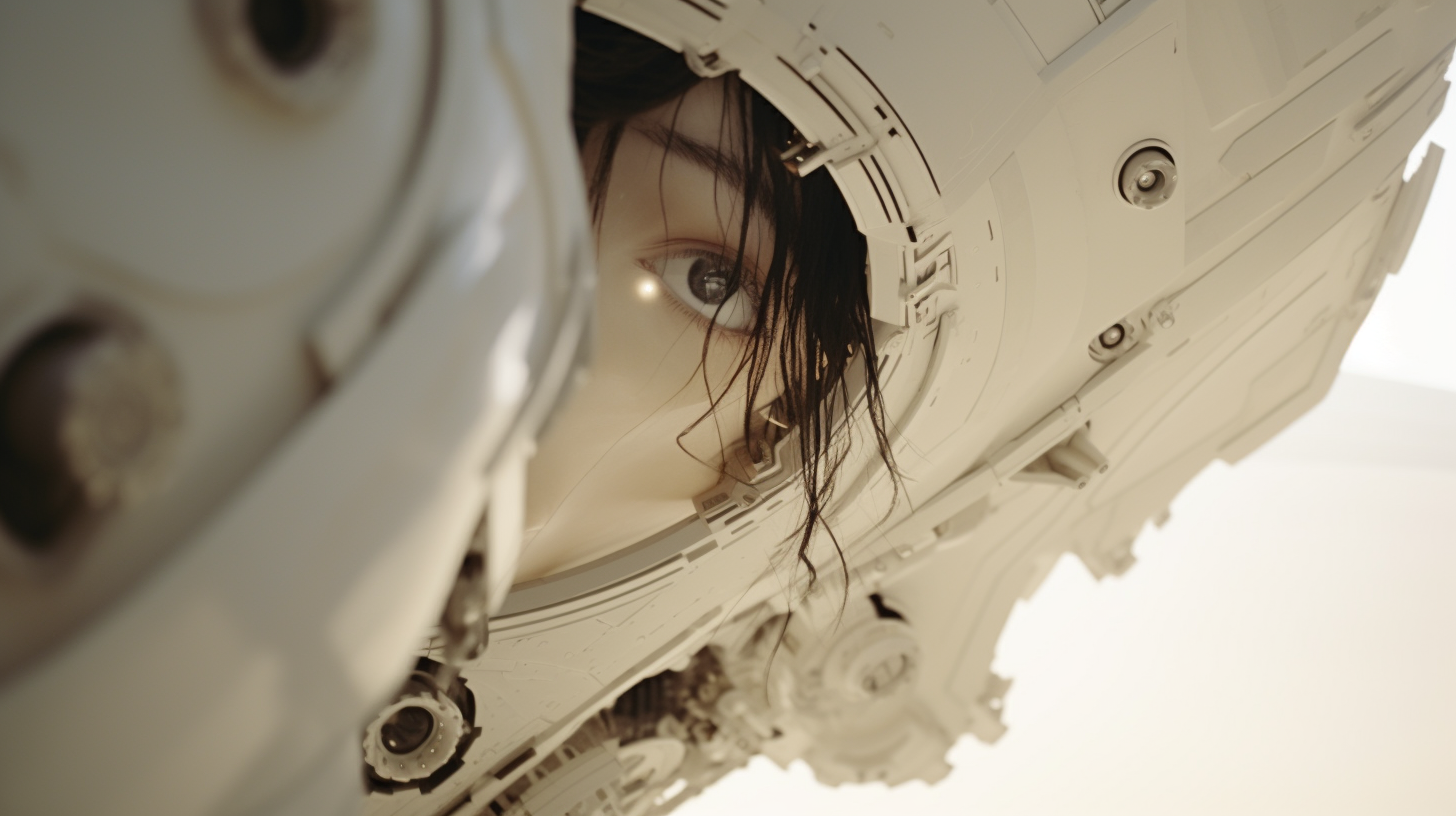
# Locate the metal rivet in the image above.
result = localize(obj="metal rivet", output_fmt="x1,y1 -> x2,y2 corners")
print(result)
1098,324 -> 1125,349
1118,146 -> 1178,209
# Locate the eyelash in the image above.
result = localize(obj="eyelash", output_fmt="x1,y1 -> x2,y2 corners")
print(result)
637,246 -> 758,336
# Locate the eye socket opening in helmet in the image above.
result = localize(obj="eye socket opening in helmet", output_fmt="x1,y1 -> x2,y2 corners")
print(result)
554,9 -> 900,592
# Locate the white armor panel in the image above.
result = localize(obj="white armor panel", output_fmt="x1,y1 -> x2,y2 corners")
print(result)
0,1 -> 1450,814
356,2 -> 1453,816
0,1 -> 590,813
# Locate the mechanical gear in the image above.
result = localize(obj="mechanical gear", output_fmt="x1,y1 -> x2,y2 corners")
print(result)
363,672 -> 470,785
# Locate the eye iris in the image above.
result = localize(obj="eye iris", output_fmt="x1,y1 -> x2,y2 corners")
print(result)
687,257 -> 731,305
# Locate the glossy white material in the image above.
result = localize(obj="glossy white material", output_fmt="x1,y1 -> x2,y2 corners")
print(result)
0,1 -> 589,814
363,1 -> 1454,814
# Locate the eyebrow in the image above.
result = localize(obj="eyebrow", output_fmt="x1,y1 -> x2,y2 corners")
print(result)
634,122 -> 775,213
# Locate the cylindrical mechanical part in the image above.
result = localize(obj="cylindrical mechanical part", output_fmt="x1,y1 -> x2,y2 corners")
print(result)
0,318 -> 180,547
1098,324 -> 1126,348
363,672 -> 469,784
1118,147 -> 1177,209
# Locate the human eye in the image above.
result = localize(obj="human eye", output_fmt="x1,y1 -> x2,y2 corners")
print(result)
642,249 -> 756,333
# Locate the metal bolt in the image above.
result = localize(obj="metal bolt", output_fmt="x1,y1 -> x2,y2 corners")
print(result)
1098,324 -> 1125,348
1119,146 -> 1178,209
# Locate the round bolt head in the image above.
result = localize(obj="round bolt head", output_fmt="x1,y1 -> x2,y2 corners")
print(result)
1098,324 -> 1126,349
1119,147 -> 1178,209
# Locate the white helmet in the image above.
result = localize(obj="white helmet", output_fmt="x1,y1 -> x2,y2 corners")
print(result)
352,1 -> 1452,815
2,0 -> 1450,814
0,1 -> 590,813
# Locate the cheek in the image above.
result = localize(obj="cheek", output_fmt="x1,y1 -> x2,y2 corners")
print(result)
597,266 -> 754,385
590,180 -> 753,404
595,260 -> 707,395
532,121 -> 778,490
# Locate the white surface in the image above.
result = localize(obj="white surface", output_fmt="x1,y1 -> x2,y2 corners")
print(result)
673,77 -> 1456,816
677,377 -> 1456,815
1342,99 -> 1456,393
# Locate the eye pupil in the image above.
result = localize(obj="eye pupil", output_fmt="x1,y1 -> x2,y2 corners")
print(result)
687,257 -> 731,305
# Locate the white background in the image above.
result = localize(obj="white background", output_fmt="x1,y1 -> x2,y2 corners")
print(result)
675,98 -> 1456,816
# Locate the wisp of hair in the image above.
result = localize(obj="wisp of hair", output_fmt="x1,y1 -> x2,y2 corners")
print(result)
572,10 -> 900,606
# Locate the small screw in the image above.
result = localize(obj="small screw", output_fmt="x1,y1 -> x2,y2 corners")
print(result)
1098,325 -> 1125,348
1119,146 -> 1177,208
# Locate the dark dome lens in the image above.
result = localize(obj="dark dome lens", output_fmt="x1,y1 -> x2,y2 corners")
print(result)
380,706 -> 434,755
246,0 -> 331,72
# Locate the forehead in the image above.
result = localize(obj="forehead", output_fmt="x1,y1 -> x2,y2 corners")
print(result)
624,77 -> 783,217
634,77 -> 744,157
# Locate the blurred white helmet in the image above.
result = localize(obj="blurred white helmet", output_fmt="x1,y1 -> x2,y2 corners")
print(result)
0,1 -> 590,813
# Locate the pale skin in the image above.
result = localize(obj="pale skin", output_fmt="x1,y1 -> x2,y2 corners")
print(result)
514,78 -> 779,582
